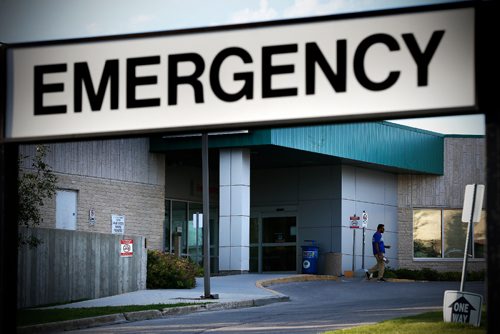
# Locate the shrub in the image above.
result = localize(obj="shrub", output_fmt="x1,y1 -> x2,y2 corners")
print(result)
385,267 -> 485,281
420,268 -> 440,281
438,271 -> 461,281
147,250 -> 202,289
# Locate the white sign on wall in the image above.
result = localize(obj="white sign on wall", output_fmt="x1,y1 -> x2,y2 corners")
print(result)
4,6 -> 475,141
362,210 -> 368,228
111,215 -> 125,234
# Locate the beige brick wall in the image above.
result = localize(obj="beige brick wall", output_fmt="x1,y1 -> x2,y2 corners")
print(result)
37,174 -> 165,250
21,138 -> 165,250
398,137 -> 486,272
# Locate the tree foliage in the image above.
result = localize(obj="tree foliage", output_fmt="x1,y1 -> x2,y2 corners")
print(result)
18,145 -> 57,248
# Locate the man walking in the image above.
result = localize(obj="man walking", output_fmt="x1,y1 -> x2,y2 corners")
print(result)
366,224 -> 390,282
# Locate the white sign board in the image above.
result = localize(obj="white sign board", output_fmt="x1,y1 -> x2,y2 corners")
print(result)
111,215 -> 125,234
462,184 -> 485,223
4,6 -> 475,141
443,290 -> 483,327
362,211 -> 368,228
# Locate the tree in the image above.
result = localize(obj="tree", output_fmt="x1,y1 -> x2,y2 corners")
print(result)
18,145 -> 57,248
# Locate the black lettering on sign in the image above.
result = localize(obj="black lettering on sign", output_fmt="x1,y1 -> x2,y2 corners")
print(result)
262,44 -> 298,98
354,33 -> 400,91
30,29 -> 448,115
305,41 -> 347,95
74,59 -> 119,112
168,53 -> 205,105
402,30 -> 445,86
210,47 -> 254,102
34,64 -> 67,115
127,56 -> 161,108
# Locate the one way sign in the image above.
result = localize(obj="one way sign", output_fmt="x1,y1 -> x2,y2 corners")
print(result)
443,290 -> 483,327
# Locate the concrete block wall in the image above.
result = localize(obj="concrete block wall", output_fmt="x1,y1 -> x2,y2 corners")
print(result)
17,228 -> 147,308
398,137 -> 486,272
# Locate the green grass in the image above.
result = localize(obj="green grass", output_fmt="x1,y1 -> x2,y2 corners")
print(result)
17,303 -> 201,327
324,309 -> 486,334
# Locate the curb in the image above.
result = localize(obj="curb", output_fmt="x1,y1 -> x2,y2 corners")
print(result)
17,297 -> 289,333
257,274 -> 338,290
17,313 -> 127,334
17,293 -> 290,333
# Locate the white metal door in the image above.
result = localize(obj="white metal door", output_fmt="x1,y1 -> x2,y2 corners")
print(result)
56,190 -> 77,230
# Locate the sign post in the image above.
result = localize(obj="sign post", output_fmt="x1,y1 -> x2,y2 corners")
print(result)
443,184 -> 484,327
349,214 -> 360,271
460,184 -> 484,292
361,211 -> 368,270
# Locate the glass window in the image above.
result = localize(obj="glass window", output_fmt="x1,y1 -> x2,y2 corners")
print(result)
172,201 -> 188,255
413,208 -> 486,259
443,210 -> 467,258
262,217 -> 297,243
188,203 -> 203,265
413,209 -> 442,258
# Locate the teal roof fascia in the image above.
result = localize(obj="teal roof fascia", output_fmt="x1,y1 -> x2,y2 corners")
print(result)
269,122 -> 443,175
150,121 -> 444,175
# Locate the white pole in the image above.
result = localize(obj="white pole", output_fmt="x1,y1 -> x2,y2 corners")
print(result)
460,184 -> 476,292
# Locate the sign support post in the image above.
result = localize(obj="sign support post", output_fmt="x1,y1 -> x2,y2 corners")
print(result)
0,143 -> 18,332
0,44 -> 18,332
460,199 -> 473,292
443,184 -> 485,327
352,229 -> 356,272
460,184 -> 485,292
201,133 -> 217,299
477,2 -> 499,333
361,211 -> 368,270
349,214 -> 360,271
202,133 -> 210,299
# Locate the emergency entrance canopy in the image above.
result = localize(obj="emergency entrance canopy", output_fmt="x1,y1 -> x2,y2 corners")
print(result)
4,4 -> 475,141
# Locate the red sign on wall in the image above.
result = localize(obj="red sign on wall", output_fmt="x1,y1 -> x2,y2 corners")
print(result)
350,215 -> 360,229
120,239 -> 133,257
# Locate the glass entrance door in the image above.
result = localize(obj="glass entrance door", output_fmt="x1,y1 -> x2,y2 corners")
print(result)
250,213 -> 297,273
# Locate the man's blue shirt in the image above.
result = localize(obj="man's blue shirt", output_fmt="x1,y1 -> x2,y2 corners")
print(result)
372,231 -> 385,255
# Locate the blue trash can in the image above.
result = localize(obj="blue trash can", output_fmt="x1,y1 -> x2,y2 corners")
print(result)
301,240 -> 319,274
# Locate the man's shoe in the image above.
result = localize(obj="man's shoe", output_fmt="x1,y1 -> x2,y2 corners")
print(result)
365,271 -> 370,280
377,278 -> 387,282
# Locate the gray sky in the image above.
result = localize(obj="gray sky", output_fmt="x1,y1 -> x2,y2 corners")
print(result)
0,0 -> 484,135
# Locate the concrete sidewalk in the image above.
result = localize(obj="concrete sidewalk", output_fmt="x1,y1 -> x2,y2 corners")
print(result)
19,274 -> 338,333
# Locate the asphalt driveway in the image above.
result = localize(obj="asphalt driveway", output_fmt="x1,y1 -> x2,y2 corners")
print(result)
68,278 -> 486,334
